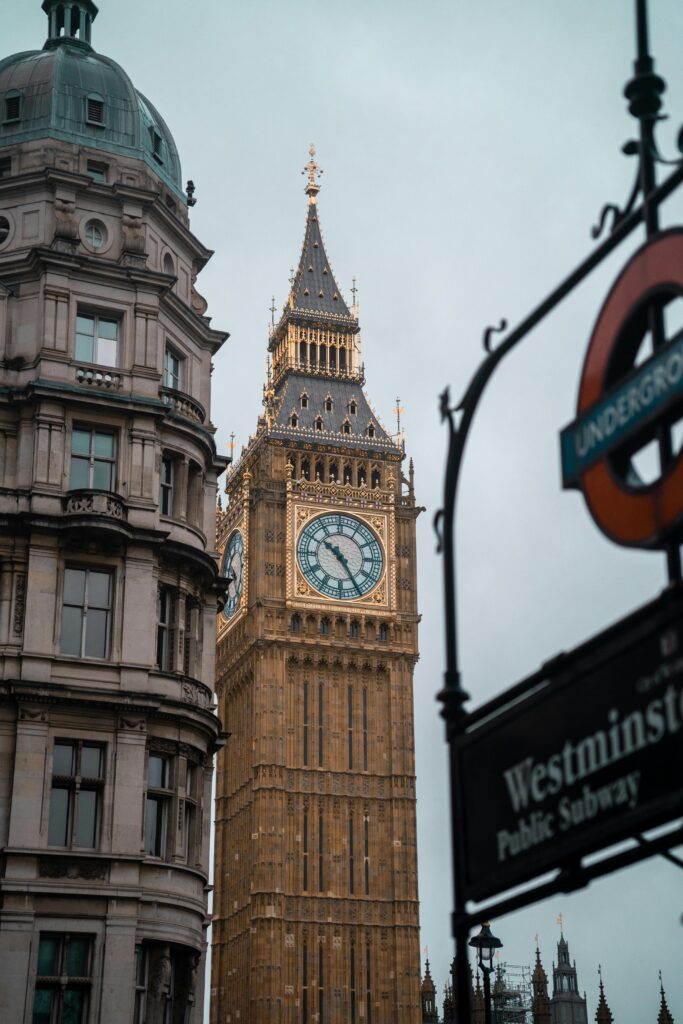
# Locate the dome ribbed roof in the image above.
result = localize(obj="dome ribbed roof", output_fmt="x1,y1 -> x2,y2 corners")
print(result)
0,25 -> 183,198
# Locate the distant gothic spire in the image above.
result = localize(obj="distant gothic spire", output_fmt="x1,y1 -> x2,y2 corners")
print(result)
421,960 -> 438,1024
595,969 -> 614,1024
658,973 -> 674,1024
532,946 -> 551,1024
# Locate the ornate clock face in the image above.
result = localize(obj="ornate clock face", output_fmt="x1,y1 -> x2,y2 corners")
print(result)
297,513 -> 384,600
222,529 -> 245,619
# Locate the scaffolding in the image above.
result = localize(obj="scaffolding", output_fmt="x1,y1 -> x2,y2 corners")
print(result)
492,963 -> 533,1024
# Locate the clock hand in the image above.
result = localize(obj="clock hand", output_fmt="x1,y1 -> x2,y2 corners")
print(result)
322,540 -> 361,594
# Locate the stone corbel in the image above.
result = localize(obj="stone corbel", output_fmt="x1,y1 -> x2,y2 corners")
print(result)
119,201 -> 148,267
51,187 -> 80,253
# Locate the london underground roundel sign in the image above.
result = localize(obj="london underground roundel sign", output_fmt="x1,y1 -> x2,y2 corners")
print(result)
560,230 -> 683,548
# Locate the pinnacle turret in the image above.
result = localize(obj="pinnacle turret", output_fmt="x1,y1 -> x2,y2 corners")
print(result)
595,971 -> 614,1024
658,974 -> 674,1024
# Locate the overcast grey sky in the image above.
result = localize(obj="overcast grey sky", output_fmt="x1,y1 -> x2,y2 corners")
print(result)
7,1 -> 683,1019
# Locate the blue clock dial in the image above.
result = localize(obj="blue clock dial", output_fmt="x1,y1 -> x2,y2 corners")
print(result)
297,513 -> 384,600
222,529 -> 244,619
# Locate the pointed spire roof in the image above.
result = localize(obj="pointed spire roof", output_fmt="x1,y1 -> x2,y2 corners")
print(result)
289,149 -> 352,319
658,973 -> 674,1024
533,946 -> 549,991
422,960 -> 435,991
595,970 -> 613,1024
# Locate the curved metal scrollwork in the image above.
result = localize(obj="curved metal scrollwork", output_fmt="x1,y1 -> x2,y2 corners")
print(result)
482,319 -> 508,353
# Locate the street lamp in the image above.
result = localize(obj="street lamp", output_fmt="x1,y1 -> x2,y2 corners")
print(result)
469,922 -> 503,1024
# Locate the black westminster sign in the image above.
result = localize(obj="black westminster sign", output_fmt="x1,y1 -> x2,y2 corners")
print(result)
456,586 -> 683,903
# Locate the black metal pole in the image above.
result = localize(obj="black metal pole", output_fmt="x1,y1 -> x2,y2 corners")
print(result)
483,967 -> 492,1024
438,7 -> 683,1018
626,0 -> 682,583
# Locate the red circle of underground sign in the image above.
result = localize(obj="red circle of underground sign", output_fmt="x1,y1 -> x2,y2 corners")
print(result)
577,229 -> 683,548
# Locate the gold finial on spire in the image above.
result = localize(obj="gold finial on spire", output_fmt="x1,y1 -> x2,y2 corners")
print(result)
303,143 -> 323,204
556,913 -> 564,935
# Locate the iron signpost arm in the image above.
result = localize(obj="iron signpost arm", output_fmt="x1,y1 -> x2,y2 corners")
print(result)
438,4 -> 683,1014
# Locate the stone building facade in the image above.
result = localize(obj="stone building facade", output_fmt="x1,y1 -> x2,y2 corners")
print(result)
0,3 -> 227,1021
211,150 -> 422,1023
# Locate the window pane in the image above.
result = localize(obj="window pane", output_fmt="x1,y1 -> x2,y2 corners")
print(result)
66,937 -> 90,977
53,742 -> 75,776
92,460 -> 113,491
76,315 -> 94,336
32,988 -> 54,1024
69,457 -> 89,490
37,936 -> 60,976
62,988 -> 85,1024
98,318 -> 118,340
64,568 -> 86,606
75,333 -> 94,362
75,789 -> 98,847
48,786 -> 71,845
80,745 -> 102,778
71,429 -> 91,455
95,335 -> 117,366
161,458 -> 172,485
87,571 -> 111,608
148,754 -> 166,789
61,606 -> 83,655
93,432 -> 114,458
145,796 -> 165,856
84,608 -> 108,658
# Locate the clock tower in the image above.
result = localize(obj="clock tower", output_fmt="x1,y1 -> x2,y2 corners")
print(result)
211,149 -> 422,1024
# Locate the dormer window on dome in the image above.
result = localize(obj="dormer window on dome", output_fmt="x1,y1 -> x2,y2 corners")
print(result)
324,396 -> 333,413
342,419 -> 351,435
290,412 -> 299,428
85,94 -> 104,126
315,417 -> 323,431
348,400 -> 357,415
367,422 -> 375,438
300,393 -> 309,409
3,92 -> 21,124
150,128 -> 164,164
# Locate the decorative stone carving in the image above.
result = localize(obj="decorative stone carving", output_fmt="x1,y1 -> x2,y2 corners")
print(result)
64,490 -> 126,520
119,212 -> 148,267
52,197 -> 80,252
12,573 -> 26,635
39,857 -> 108,881
182,681 -> 211,708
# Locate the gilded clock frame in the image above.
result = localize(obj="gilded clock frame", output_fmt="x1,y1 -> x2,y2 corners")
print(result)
217,472 -> 251,638
286,476 -> 396,611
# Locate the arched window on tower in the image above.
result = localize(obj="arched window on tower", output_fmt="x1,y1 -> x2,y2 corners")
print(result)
379,623 -> 388,642
343,464 -> 353,485
309,343 -> 317,367
320,617 -> 330,637
319,344 -> 327,368
349,620 -> 360,639
357,466 -> 366,487
339,347 -> 347,371
329,347 -> 337,371
371,468 -> 381,489
315,460 -> 324,481
301,459 -> 311,482
291,614 -> 301,634
299,340 -> 307,365
329,462 -> 339,483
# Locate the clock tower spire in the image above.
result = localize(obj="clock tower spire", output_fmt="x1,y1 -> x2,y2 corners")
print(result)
212,152 -> 422,1024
